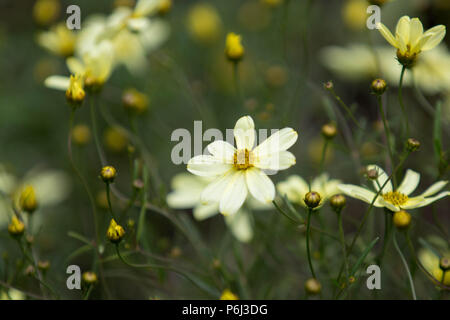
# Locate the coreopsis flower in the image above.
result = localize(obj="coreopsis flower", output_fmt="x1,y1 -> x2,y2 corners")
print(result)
187,3 -> 222,44
377,16 -> 446,68
36,23 -> 76,57
277,174 -> 341,210
106,219 -> 125,243
338,165 -> 450,212
0,164 -> 71,228
187,115 -> 297,216
225,33 -> 245,62
166,173 -> 270,242
419,248 -> 450,286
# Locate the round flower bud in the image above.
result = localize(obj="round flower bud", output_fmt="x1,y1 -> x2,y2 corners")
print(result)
330,194 -> 346,212
38,260 -> 50,272
225,32 -> 244,62
72,124 -> 91,146
393,210 -> 411,229
100,166 -> 117,183
33,0 -> 60,26
406,138 -> 420,152
439,257 -> 450,272
304,191 -> 321,209
8,216 -> 25,237
366,169 -> 379,180
19,185 -> 38,213
106,219 -> 125,243
82,271 -> 98,285
305,278 -> 321,295
324,81 -> 334,90
65,75 -> 85,108
122,88 -> 149,115
321,123 -> 337,140
371,78 -> 387,95
348,276 -> 356,284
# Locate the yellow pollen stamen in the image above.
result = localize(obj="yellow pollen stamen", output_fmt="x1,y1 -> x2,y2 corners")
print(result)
233,149 -> 254,170
382,191 -> 409,206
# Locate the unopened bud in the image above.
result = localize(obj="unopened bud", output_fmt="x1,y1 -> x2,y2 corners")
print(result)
304,191 -> 321,209
406,138 -> 420,152
82,271 -> 98,285
305,278 -> 321,295
330,194 -> 346,212
8,216 -> 25,237
393,210 -> 411,229
371,78 -> 387,95
100,166 -> 117,183
321,123 -> 337,139
106,219 -> 125,243
439,257 -> 450,271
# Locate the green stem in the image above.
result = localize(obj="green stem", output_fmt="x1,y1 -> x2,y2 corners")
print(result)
378,211 -> 392,268
393,230 -> 417,300
319,139 -> 329,173
306,209 -> 316,279
89,95 -> 106,166
398,66 -> 410,137
232,62 -> 243,104
328,87 -> 362,129
337,212 -> 349,284
105,183 -> 118,222
83,284 -> 93,300
377,95 -> 397,187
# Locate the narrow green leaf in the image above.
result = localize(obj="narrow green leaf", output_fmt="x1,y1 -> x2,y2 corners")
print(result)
350,237 -> 380,276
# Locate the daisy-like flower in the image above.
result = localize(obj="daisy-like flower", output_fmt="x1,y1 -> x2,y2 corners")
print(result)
36,22 -> 77,57
377,16 -> 446,68
338,165 -> 450,212
277,173 -> 341,210
187,115 -> 298,216
166,173 -> 270,242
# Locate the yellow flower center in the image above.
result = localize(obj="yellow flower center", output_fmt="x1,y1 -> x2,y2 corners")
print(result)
382,191 -> 409,206
233,149 -> 254,170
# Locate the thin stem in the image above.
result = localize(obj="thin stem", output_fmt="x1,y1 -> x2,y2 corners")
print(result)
398,66 -> 410,136
378,211 -> 392,268
319,139 -> 329,173
232,62 -> 243,104
377,95 -> 397,187
89,95 -> 106,166
393,231 -> 417,300
337,212 -> 349,284
83,284 -> 93,300
306,209 -> 316,279
105,183 -> 118,222
327,87 -> 362,129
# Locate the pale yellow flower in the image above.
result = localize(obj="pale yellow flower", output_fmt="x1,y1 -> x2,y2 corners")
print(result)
338,165 -> 450,212
167,173 -> 270,243
187,115 -> 297,216
418,249 -> 450,286
187,3 -> 222,44
377,16 -> 446,67
37,23 -> 76,57
277,174 -> 341,210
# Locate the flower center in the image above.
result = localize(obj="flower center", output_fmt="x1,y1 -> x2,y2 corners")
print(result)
382,191 -> 409,206
233,149 -> 254,170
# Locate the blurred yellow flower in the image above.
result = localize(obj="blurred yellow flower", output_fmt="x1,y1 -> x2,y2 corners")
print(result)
187,3 -> 222,44
377,16 -> 446,68
339,165 -> 450,212
220,289 -> 239,300
225,32 -> 245,62
65,74 -> 85,106
342,0 -> 367,31
122,88 -> 149,114
104,127 -> 128,153
37,23 -> 76,57
33,0 -> 60,26
18,185 -> 38,214
71,124 -> 91,146
418,249 -> 450,286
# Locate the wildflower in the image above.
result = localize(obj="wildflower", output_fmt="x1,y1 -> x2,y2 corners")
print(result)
277,174 -> 341,210
82,271 -> 98,285
225,33 -> 245,62
65,75 -> 85,107
100,166 -> 117,183
71,124 -> 91,146
406,138 -> 420,152
419,249 -> 450,286
342,0 -> 368,31
167,173 -> 270,242
371,79 -> 387,95
392,210 -> 411,229
338,165 -> 450,212
33,0 -> 60,26
330,194 -> 347,213
305,278 -> 321,295
377,16 -> 446,68
37,23 -> 76,57
187,116 -> 297,216
106,219 -> 125,243
104,127 -> 128,153
220,289 -> 239,300
122,88 -> 149,114
19,185 -> 38,213
321,123 -> 337,139
187,3 -> 222,44
8,216 -> 25,237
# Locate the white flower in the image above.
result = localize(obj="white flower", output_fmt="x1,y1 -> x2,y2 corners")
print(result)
338,165 -> 450,212
187,115 -> 298,216
277,173 -> 341,209
166,173 -> 270,242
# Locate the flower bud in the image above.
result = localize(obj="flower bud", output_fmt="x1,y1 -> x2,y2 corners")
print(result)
72,124 -> 91,146
305,278 -> 321,295
406,138 -> 420,152
220,289 -> 239,300
33,0 -> 60,26
366,168 -> 379,180
106,219 -> 125,243
100,166 -> 117,183
323,81 -> 334,90
321,123 -> 337,140
157,0 -> 172,15
393,210 -> 411,229
38,260 -> 50,272
8,216 -> 25,237
65,75 -> 85,108
82,271 -> 98,285
304,191 -> 321,209
19,185 -> 38,213
225,33 -> 244,62
439,257 -> 450,272
122,88 -> 149,115
330,194 -> 346,212
371,78 -> 387,95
